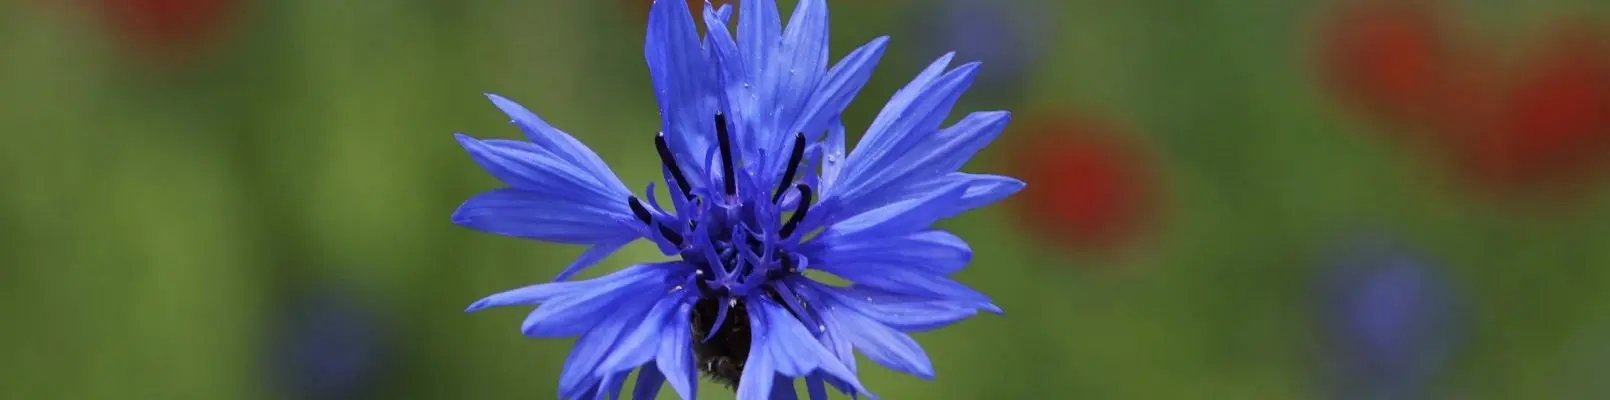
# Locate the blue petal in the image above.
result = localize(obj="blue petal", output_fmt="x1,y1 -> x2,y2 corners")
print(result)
806,377 -> 831,400
520,263 -> 678,337
812,261 -> 993,307
456,135 -> 625,201
552,237 -> 633,281
574,382 -> 599,400
646,0 -> 715,177
741,299 -> 870,397
819,120 -> 848,196
763,37 -> 888,184
483,94 -> 628,195
712,2 -> 732,22
772,375 -> 800,400
598,295 -> 682,372
842,52 -> 955,166
591,370 -> 629,400
738,0 -> 781,72
818,180 -> 968,241
893,173 -> 1025,219
632,366 -> 666,400
801,229 -> 972,275
812,312 -> 858,373
912,111 -> 1011,177
810,284 -> 995,331
464,263 -> 671,312
465,281 -> 582,313
788,37 -> 889,141
849,111 -> 1011,196
655,301 -> 698,400
805,285 -> 936,379
761,0 -> 829,146
833,57 -> 981,203
736,343 -> 776,400
557,294 -> 660,398
704,5 -> 762,162
451,188 -> 635,244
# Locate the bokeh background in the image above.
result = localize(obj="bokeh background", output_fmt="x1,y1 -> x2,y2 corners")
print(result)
5,0 -> 1610,398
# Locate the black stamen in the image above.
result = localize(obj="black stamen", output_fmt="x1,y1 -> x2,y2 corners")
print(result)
715,113 -> 736,196
773,132 -> 807,203
655,133 -> 694,199
628,196 -> 684,246
778,184 -> 812,239
627,196 -> 654,224
658,225 -> 684,247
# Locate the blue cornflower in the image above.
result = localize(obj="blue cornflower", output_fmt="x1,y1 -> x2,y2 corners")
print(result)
1313,237 -> 1464,399
272,289 -> 390,400
455,0 -> 1021,398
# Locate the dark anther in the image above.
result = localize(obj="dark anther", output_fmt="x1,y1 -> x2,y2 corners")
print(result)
654,133 -> 694,199
628,196 -> 684,246
765,255 -> 794,280
772,132 -> 807,203
778,184 -> 812,239
658,224 -> 684,247
715,113 -> 737,196
627,196 -> 654,224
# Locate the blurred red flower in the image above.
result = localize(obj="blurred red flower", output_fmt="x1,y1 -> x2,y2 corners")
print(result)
1447,25 -> 1610,202
1006,116 -> 1163,259
1315,1 -> 1464,132
97,0 -> 239,67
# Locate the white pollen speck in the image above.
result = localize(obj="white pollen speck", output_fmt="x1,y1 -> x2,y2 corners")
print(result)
729,298 -> 738,307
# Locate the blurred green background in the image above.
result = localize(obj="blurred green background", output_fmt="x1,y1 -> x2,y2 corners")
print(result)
5,0 -> 1610,398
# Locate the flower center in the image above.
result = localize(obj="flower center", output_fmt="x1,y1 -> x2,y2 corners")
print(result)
623,114 -> 821,387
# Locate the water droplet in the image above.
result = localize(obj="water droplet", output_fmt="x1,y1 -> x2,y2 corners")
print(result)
671,285 -> 684,292
695,269 -> 705,275
817,324 -> 827,332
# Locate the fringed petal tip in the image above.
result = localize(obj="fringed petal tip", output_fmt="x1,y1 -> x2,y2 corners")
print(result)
464,298 -> 494,313
982,302 -> 1004,315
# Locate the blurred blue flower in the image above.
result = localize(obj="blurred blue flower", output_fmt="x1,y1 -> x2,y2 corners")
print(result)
1314,239 -> 1465,399
454,0 -> 1021,399
272,290 -> 389,400
909,0 -> 1047,101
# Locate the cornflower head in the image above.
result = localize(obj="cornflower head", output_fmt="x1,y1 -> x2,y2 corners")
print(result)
455,0 -> 1021,398
1313,237 -> 1465,399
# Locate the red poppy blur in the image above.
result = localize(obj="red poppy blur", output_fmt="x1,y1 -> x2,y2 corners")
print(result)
98,0 -> 239,67
1006,116 -> 1162,260
1449,25 -> 1610,201
1315,1 -> 1461,131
